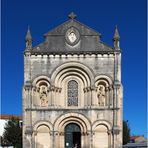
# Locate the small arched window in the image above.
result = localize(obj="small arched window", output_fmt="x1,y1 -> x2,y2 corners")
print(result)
67,80 -> 78,106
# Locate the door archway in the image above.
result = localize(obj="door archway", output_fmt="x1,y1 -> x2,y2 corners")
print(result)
65,123 -> 81,148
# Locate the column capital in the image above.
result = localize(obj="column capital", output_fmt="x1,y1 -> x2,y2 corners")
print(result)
25,126 -> 33,135
54,131 -> 59,136
112,126 -> 121,135
90,85 -> 97,91
83,87 -> 91,92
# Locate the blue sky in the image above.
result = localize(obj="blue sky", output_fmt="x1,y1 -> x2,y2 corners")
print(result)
1,0 -> 147,137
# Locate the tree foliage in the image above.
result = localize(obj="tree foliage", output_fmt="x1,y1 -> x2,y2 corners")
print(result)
123,120 -> 131,145
2,117 -> 22,148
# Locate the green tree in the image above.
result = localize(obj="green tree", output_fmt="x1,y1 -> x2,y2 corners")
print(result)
123,120 -> 131,145
2,117 -> 22,148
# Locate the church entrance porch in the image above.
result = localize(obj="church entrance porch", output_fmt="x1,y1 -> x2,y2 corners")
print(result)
65,123 -> 81,148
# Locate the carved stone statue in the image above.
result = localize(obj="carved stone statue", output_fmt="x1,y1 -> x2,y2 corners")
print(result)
97,85 -> 106,106
39,86 -> 48,107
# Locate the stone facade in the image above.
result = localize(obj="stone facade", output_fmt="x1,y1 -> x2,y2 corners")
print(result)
23,12 -> 123,148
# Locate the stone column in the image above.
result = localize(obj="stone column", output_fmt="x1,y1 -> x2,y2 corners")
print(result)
51,131 -> 54,148
54,87 -> 58,107
105,86 -> 109,106
24,84 -> 33,148
87,87 -> 92,107
87,131 -> 92,148
33,131 -> 37,148
84,87 -> 91,107
113,52 -> 122,147
112,127 -> 120,148
81,132 -> 85,148
59,132 -> 64,148
113,83 -> 121,127
50,131 -> 54,148
50,85 -> 55,106
48,87 -> 52,106
53,131 -> 59,148
113,86 -> 117,126
108,85 -> 113,107
49,89 -> 52,106
54,87 -> 62,107
91,131 -> 94,148
24,126 -> 33,148
83,87 -> 87,107
108,130 -> 112,148
32,86 -> 37,107
91,86 -> 97,106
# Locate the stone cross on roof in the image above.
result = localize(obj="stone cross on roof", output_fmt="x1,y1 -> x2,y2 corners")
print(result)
68,12 -> 77,19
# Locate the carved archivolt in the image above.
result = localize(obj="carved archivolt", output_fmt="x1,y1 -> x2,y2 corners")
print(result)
50,62 -> 94,107
51,62 -> 94,87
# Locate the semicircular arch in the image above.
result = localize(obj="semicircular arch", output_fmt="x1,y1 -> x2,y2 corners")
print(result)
95,74 -> 113,86
33,120 -> 53,131
54,112 -> 91,133
92,120 -> 112,131
51,62 -> 94,87
32,75 -> 50,87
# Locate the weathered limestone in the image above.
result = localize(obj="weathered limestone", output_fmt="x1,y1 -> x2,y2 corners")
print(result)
23,13 -> 123,148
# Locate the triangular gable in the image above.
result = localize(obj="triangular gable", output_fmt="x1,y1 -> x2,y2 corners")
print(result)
44,19 -> 100,36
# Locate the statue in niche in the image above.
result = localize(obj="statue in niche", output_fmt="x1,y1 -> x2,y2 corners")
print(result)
39,86 -> 48,107
97,85 -> 106,106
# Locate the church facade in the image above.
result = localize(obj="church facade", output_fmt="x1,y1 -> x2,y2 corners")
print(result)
23,12 -> 123,148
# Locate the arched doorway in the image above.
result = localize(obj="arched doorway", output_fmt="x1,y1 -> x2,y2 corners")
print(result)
65,123 -> 81,148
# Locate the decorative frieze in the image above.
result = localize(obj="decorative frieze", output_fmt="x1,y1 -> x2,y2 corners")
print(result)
49,85 -> 62,92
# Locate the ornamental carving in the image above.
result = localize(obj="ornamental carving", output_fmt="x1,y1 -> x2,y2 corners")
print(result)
97,85 -> 106,106
65,27 -> 80,46
39,85 -> 48,107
